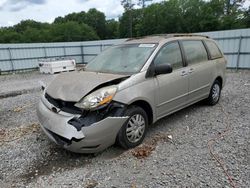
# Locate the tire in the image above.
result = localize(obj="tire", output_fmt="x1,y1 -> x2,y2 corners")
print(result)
116,105 -> 148,149
206,80 -> 221,105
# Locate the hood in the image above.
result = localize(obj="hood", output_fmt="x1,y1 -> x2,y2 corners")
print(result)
46,71 -> 128,102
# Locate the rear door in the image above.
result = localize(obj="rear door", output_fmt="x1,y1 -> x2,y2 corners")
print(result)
154,41 -> 189,119
181,40 -> 213,103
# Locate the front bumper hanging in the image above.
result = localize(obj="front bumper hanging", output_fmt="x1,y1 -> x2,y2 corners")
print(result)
37,94 -> 128,153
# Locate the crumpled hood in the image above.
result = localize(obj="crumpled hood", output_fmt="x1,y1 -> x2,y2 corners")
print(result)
46,71 -> 128,102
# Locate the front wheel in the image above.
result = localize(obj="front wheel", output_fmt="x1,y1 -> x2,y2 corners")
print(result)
116,106 -> 148,149
206,80 -> 221,105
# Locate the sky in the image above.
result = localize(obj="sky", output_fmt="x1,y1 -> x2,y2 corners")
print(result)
0,0 -> 249,27
0,0 -> 165,27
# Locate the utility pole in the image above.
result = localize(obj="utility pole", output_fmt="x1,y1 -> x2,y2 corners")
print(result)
121,0 -> 153,37
139,0 -> 153,8
129,9 -> 133,37
121,0 -> 134,37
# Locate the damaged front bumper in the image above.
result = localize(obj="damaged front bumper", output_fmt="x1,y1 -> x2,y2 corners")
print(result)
37,94 -> 128,153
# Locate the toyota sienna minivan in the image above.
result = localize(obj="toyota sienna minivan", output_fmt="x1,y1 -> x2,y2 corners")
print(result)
37,34 -> 226,153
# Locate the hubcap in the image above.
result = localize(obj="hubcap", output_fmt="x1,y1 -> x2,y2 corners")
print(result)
126,114 -> 145,143
212,83 -> 220,102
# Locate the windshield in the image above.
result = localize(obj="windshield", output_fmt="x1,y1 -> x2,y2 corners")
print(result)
85,43 -> 157,74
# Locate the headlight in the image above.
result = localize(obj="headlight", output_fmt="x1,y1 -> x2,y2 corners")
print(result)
75,85 -> 117,110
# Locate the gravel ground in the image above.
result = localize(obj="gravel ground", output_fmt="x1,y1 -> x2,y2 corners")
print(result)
0,70 -> 249,188
0,71 -> 55,98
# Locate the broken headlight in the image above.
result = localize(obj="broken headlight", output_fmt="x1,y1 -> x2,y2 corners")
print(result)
75,85 -> 117,110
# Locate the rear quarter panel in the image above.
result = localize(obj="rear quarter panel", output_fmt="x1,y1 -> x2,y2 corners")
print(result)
206,39 -> 227,88
211,56 -> 227,88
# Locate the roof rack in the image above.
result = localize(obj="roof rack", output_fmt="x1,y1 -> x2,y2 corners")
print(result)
126,37 -> 144,41
148,33 -> 210,38
125,33 -> 210,42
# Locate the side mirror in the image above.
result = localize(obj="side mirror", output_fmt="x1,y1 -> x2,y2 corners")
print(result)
155,64 -> 173,76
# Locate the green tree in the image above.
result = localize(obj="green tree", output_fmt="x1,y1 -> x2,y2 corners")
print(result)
220,0 -> 247,29
50,21 -> 99,42
13,20 -> 49,33
244,6 -> 250,27
54,9 -> 106,39
198,0 -> 224,31
138,0 -> 153,8
134,3 -> 162,35
121,0 -> 135,37
120,9 -> 142,37
54,11 -> 87,24
119,0 -> 249,36
105,19 -> 119,39
0,28 -> 21,43
85,8 -> 107,39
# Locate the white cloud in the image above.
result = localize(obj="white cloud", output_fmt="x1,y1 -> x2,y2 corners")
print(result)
245,1 -> 250,8
0,0 -> 7,7
0,0 -> 125,27
0,0 -> 46,11
78,0 -> 124,18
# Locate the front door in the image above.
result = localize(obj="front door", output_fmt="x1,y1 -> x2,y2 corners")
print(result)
155,41 -> 189,119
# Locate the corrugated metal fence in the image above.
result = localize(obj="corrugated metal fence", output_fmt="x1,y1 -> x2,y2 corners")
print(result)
199,28 -> 250,69
0,28 -> 250,72
0,39 -> 126,72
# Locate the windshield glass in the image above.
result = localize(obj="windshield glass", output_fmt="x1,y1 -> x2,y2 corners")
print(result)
85,43 -> 157,74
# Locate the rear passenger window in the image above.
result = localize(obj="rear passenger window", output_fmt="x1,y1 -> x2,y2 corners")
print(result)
182,40 -> 208,65
205,40 -> 222,59
154,42 -> 183,70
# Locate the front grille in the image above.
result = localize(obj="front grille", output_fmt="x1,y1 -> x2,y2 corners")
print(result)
45,93 -> 83,114
46,128 -> 84,146
46,128 -> 72,146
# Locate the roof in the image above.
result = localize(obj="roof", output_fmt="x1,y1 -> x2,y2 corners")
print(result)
125,33 -> 210,44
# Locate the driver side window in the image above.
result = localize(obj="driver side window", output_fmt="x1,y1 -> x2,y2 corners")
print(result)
154,42 -> 183,70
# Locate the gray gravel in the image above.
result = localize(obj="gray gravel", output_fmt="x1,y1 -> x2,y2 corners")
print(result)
0,70 -> 249,188
0,91 -> 40,129
0,71 -> 55,98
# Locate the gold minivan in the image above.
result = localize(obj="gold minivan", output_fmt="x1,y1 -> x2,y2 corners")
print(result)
37,34 -> 227,153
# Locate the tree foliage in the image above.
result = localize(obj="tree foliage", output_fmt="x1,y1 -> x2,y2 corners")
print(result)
0,19 -> 99,43
119,0 -> 250,37
0,1 -> 249,43
54,9 -> 107,39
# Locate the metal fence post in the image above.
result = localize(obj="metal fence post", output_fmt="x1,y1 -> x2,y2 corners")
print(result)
8,48 -> 14,72
236,36 -> 243,71
81,45 -> 84,64
43,47 -> 47,58
63,46 -> 66,57
100,44 -> 103,52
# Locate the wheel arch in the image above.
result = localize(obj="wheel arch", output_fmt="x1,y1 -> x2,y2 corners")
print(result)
129,100 -> 154,125
215,76 -> 223,87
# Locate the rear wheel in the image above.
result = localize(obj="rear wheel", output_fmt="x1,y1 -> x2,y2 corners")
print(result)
116,106 -> 148,149
207,80 -> 221,105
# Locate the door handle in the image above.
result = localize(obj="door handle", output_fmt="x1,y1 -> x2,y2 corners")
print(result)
189,68 -> 194,74
181,71 -> 188,76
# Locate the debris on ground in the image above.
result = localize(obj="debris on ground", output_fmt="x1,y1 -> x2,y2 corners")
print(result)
131,144 -> 155,159
131,133 -> 168,159
131,183 -> 137,188
13,103 -> 35,112
13,106 -> 23,112
85,179 -> 98,188
0,123 -> 40,144
167,135 -> 173,140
